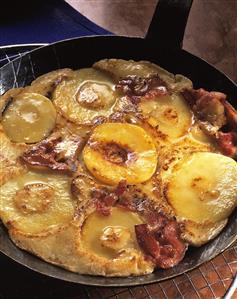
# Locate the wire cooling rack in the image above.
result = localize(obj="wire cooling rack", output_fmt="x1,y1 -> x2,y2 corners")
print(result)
0,45 -> 236,299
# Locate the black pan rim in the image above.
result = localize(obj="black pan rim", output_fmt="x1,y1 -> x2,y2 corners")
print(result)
0,228 -> 236,287
1,35 -> 237,94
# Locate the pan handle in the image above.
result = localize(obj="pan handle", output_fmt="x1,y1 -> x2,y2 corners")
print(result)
146,0 -> 193,49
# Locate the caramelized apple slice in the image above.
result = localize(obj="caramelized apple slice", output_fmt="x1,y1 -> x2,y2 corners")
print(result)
0,171 -> 74,235
25,68 -> 73,98
93,59 -> 193,91
139,94 -> 192,141
2,93 -> 56,143
166,152 -> 237,224
93,59 -> 175,84
53,68 -> 118,124
83,123 -> 158,185
81,207 -> 143,259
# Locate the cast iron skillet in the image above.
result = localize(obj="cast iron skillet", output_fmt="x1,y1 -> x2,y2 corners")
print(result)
0,0 -> 237,287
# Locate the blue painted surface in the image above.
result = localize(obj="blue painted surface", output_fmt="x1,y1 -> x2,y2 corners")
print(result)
0,0 -> 111,46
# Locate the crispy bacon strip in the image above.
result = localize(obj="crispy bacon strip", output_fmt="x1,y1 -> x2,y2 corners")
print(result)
182,88 -> 226,128
217,132 -> 237,159
135,224 -> 160,260
21,133 -> 83,174
93,181 -> 127,216
181,88 -> 199,107
135,219 -> 187,269
116,75 -> 168,103
159,220 -> 187,268
92,188 -> 117,216
222,101 -> 237,131
182,87 -> 237,159
114,180 -> 127,196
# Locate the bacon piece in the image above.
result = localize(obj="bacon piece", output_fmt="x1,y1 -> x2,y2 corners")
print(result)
182,88 -> 237,159
181,88 -> 200,107
92,181 -> 127,216
116,75 -> 168,103
147,212 -> 169,231
115,180 -> 127,196
183,88 -> 237,131
195,91 -> 226,128
135,224 -> 160,260
92,187 -> 118,216
182,88 -> 226,128
158,220 -> 187,268
93,180 -> 128,215
21,133 -> 83,174
135,218 -> 187,269
94,197 -> 115,216
217,132 -> 237,159
222,101 -> 237,131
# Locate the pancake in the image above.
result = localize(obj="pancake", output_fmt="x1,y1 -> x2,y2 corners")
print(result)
0,59 -> 236,276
